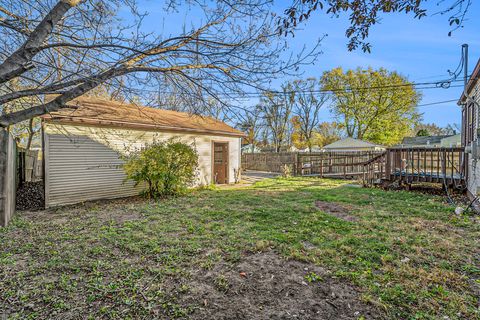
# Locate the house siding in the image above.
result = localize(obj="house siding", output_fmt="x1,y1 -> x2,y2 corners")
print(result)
463,79 -> 480,195
44,123 -> 241,207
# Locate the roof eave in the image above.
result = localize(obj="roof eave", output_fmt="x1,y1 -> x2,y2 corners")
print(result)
43,116 -> 246,138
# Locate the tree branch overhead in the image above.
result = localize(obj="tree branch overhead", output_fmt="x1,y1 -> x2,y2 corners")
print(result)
0,0 -> 321,127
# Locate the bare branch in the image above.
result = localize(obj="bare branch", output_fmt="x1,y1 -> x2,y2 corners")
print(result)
0,0 -> 322,128
0,0 -> 78,83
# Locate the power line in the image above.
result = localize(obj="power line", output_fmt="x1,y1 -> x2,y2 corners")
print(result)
97,71 -> 476,100
417,99 -> 459,107
123,81 -> 468,100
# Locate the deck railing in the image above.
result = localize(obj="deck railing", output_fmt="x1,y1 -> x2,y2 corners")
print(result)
242,147 -> 467,188
363,147 -> 466,187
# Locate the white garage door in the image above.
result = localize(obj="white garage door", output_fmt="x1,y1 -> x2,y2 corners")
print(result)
45,133 -> 142,207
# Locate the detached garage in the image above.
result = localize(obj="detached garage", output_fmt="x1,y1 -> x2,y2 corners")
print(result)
41,97 -> 244,208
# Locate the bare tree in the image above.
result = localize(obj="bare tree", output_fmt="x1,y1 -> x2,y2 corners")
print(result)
291,78 -> 327,151
445,123 -> 461,135
316,121 -> 342,147
1,79 -> 42,148
260,85 -> 294,152
237,104 -> 263,152
414,122 -> 462,136
0,0 -> 320,127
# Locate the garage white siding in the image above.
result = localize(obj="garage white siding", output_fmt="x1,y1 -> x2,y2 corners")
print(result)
44,123 -> 241,207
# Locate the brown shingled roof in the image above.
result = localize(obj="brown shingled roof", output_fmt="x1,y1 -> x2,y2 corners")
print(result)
42,96 -> 245,137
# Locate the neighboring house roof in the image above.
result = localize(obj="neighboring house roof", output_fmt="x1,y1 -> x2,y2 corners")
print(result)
42,96 -> 245,137
401,135 -> 452,146
323,137 -> 382,149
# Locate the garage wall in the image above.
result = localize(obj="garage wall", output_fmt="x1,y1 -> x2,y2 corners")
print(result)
44,123 -> 241,207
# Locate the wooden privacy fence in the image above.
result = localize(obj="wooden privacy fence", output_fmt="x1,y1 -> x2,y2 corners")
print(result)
241,152 -> 298,173
242,151 -> 384,178
17,149 -> 43,185
296,151 -> 384,178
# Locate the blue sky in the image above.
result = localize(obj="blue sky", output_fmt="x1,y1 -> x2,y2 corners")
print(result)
135,1 -> 480,127
280,1 -> 480,127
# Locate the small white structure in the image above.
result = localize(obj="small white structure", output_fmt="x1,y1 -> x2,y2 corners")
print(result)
440,134 -> 461,148
241,144 -> 261,153
399,134 -> 460,148
322,137 -> 385,152
42,97 -> 244,207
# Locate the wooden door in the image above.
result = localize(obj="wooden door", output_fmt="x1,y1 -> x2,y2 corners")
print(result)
213,142 -> 229,184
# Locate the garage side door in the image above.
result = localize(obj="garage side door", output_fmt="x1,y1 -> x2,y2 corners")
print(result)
45,133 -> 143,207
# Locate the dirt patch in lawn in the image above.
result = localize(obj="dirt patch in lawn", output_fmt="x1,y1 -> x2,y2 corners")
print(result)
181,252 -> 383,320
315,200 -> 358,222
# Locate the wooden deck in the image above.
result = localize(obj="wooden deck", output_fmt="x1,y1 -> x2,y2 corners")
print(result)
363,147 -> 466,188
242,147 -> 467,189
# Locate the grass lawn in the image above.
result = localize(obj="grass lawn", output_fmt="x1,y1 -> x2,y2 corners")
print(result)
1,178 -> 479,319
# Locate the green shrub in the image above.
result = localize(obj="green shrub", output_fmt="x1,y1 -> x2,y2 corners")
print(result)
123,139 -> 199,198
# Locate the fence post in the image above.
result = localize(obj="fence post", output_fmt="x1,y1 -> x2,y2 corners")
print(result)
385,150 -> 390,180
296,153 -> 302,176
17,150 -> 24,187
0,130 -> 6,226
442,149 -> 447,182
320,159 -> 323,178
292,152 -> 298,176
0,130 -> 16,227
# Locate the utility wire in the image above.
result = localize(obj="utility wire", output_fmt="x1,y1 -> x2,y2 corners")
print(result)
90,71 -> 476,99
121,82 -> 468,99
416,99 -> 459,107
